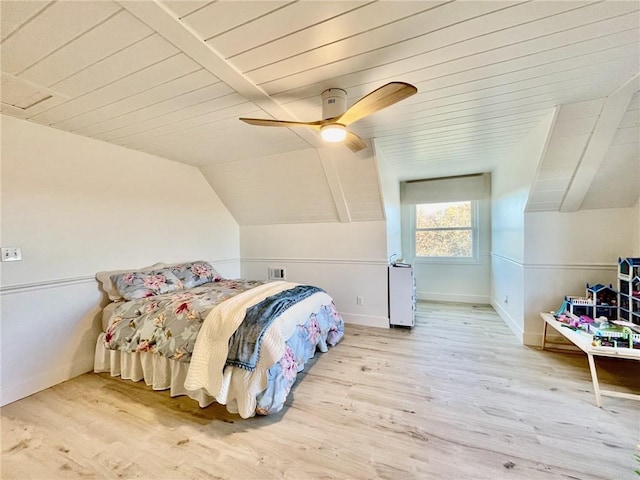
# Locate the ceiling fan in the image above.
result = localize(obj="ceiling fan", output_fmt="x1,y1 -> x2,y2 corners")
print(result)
239,82 -> 417,153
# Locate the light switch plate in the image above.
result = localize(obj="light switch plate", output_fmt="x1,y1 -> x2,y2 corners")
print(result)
1,247 -> 22,262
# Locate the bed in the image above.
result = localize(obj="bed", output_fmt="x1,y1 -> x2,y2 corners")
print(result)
93,260 -> 344,418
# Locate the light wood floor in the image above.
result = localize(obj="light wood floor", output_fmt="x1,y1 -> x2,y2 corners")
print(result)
2,302 -> 639,480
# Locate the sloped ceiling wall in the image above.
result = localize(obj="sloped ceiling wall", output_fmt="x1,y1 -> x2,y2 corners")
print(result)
200,146 -> 384,225
526,78 -> 639,213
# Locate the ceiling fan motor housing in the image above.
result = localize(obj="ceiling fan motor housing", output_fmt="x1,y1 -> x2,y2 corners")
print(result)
321,88 -> 347,120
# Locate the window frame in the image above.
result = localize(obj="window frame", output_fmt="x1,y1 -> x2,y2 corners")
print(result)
411,200 -> 480,264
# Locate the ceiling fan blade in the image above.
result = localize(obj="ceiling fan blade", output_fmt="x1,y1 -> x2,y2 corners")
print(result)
239,117 -> 323,129
337,82 -> 417,126
344,131 -> 368,153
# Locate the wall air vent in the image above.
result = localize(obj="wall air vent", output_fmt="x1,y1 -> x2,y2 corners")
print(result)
268,267 -> 286,280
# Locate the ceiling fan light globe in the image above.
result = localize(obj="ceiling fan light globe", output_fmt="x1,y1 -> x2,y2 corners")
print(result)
321,124 -> 347,143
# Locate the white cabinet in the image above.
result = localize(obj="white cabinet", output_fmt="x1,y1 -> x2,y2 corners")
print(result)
388,265 -> 415,327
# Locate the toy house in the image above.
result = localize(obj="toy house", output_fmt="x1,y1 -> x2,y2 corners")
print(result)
632,276 -> 640,317
564,295 -> 593,319
565,283 -> 618,321
586,283 -> 617,320
618,257 -> 640,325
618,257 -> 640,279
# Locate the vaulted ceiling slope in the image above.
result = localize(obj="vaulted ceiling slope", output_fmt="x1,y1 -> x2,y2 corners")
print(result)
1,1 -> 638,224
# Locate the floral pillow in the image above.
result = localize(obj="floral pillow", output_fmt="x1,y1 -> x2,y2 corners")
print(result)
111,268 -> 183,301
96,262 -> 167,302
170,261 -> 221,289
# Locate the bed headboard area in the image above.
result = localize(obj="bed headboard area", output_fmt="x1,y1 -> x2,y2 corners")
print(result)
96,261 -> 222,302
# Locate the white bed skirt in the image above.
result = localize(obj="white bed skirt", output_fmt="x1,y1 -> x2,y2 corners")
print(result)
93,333 -> 215,408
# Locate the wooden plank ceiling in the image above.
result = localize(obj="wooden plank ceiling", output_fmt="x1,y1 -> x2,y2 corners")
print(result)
1,0 -> 638,224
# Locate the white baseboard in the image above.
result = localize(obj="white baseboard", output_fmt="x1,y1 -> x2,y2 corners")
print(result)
0,354 -> 94,407
491,300 -> 525,344
523,331 -> 542,347
340,312 -> 389,329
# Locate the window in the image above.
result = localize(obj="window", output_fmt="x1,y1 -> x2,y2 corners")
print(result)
414,201 -> 476,259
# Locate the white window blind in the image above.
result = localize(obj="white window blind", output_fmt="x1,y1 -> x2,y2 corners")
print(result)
401,173 -> 490,204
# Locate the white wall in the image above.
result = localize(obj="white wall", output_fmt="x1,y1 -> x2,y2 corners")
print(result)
491,110 -> 557,339
634,198 -> 640,255
240,221 -> 389,328
524,209 -> 636,266
0,115 -> 240,406
374,142 -> 402,261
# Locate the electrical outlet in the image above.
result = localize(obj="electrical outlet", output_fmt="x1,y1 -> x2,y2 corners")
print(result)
1,247 -> 22,262
356,296 -> 364,306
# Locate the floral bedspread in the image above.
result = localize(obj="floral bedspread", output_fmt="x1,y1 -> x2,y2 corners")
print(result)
255,302 -> 344,415
104,279 -> 267,362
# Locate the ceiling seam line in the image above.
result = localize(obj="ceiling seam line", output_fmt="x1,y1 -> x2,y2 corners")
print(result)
49,66 -> 209,128
15,7 -> 126,77
202,1 -> 299,43
46,32 -> 159,92
176,1 -> 216,22
0,0 -> 56,43
27,49 -> 182,121
105,95 -> 251,145
225,1 -> 378,60
78,89 -> 242,140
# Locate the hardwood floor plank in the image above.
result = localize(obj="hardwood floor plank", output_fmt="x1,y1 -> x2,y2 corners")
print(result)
2,301 -> 638,479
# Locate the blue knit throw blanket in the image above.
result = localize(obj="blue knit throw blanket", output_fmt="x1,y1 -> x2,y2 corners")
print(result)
226,285 -> 323,371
